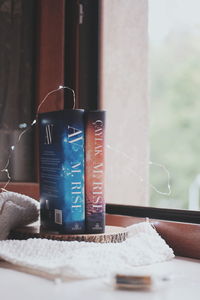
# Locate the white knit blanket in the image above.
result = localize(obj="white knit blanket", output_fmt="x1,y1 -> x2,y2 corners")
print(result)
0,191 -> 174,280
0,222 -> 174,281
0,191 -> 39,240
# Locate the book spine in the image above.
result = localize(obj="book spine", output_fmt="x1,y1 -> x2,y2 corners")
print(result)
85,110 -> 106,233
39,110 -> 85,234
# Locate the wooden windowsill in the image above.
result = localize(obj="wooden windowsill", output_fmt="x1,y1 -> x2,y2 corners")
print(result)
0,182 -> 39,200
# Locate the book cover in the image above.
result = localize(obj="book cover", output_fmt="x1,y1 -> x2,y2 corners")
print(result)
39,109 -> 85,234
85,110 -> 106,233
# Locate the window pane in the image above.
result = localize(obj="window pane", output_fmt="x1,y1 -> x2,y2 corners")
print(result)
0,0 -> 36,182
149,0 -> 200,209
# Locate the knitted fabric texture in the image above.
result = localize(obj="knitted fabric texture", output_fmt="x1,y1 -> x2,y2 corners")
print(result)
0,222 -> 174,280
0,191 -> 39,240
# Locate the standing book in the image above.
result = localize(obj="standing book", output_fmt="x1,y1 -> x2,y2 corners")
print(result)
85,110 -> 106,233
39,109 -> 85,234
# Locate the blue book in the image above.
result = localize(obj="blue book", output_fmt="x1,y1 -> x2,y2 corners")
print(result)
39,109 -> 85,234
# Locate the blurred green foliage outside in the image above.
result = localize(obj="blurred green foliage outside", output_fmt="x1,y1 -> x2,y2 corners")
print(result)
150,30 -> 200,209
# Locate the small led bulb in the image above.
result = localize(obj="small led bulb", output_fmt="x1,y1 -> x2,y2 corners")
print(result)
31,119 -> 37,126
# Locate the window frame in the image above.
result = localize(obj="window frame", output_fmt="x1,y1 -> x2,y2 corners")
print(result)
106,203 -> 200,224
0,0 -> 65,199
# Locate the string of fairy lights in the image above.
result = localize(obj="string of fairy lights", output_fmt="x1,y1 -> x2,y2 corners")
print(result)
0,86 -> 171,196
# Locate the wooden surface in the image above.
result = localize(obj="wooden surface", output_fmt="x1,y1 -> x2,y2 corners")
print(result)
35,0 -> 65,113
65,0 -> 80,108
0,183 -> 39,200
154,220 -> 200,259
10,222 -> 128,243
